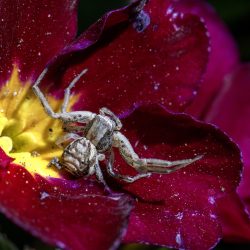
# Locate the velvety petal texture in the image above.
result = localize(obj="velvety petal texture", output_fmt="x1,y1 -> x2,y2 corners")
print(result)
0,0 -> 243,249
0,150 -> 133,250
217,194 -> 250,243
0,0 -> 78,83
43,0 -> 209,115
205,64 -> 250,241
103,105 -> 242,250
175,0 -> 239,117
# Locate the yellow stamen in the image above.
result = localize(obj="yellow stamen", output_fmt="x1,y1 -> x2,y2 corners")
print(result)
0,136 -> 13,153
0,66 -> 78,178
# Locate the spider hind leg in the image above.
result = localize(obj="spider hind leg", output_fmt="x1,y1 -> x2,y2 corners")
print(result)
113,131 -> 202,175
106,150 -> 151,183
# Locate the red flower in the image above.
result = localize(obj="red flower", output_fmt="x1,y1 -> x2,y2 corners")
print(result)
0,0 -> 242,249
202,65 -> 250,242
178,1 -> 250,244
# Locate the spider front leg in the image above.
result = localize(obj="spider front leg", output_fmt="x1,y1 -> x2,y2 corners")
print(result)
32,68 -> 59,119
106,150 -> 151,183
61,69 -> 88,113
113,131 -> 203,174
33,68 -> 95,123
99,107 -> 122,130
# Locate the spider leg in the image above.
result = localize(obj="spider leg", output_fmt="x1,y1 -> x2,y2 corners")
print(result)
106,150 -> 151,183
55,133 -> 80,148
33,68 -> 59,119
61,69 -> 88,113
99,107 -> 122,130
113,131 -> 203,174
33,68 -> 95,122
62,122 -> 85,133
48,157 -> 63,170
94,158 -> 113,193
94,162 -> 106,184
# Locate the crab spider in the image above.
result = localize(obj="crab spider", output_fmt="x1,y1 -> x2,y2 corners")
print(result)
32,68 -> 202,186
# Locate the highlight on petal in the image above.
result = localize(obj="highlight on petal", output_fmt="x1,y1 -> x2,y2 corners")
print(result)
106,105 -> 242,249
0,161 -> 133,250
43,0 -> 209,115
0,0 -> 78,82
205,64 -> 250,241
0,66 -> 78,177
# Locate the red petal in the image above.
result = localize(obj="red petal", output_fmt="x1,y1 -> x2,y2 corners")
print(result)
0,0 -> 78,82
110,105 -> 241,249
45,0 -> 209,115
0,148 -> 13,169
177,0 -> 239,117
217,194 -> 250,243
205,64 -> 250,241
0,163 -> 133,250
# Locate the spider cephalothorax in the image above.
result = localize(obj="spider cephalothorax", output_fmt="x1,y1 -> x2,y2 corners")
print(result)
33,68 -> 202,186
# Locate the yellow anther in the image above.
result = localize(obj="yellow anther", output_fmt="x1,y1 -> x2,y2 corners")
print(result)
0,116 -> 8,135
2,118 -> 26,137
0,66 -> 78,178
0,136 -> 13,153
14,131 -> 46,152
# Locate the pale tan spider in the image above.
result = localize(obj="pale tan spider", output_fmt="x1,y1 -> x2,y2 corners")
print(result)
33,68 -> 202,186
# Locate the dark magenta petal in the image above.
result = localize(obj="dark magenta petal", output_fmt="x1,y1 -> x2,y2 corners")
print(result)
46,0 -> 209,115
108,105 -> 241,249
175,0 -> 239,117
125,201 -> 221,249
0,148 -> 13,168
205,64 -> 250,241
0,0 -> 78,83
0,158 -> 133,249
217,194 -> 250,243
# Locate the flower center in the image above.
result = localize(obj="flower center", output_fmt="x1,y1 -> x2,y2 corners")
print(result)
0,66 -> 77,178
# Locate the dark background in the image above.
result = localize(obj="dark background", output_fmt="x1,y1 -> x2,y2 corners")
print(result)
1,1 -> 250,249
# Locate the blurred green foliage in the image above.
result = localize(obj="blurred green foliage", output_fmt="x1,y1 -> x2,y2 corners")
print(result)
0,234 -> 18,250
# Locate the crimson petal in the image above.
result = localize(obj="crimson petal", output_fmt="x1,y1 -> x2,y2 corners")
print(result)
0,0 -> 78,83
178,0 -> 239,117
44,0 -> 209,115
0,150 -> 133,250
108,105 -> 241,249
217,194 -> 250,243
205,64 -> 250,241
0,148 -> 13,169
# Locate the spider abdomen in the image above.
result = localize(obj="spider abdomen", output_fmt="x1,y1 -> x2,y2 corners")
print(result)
62,138 -> 97,176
